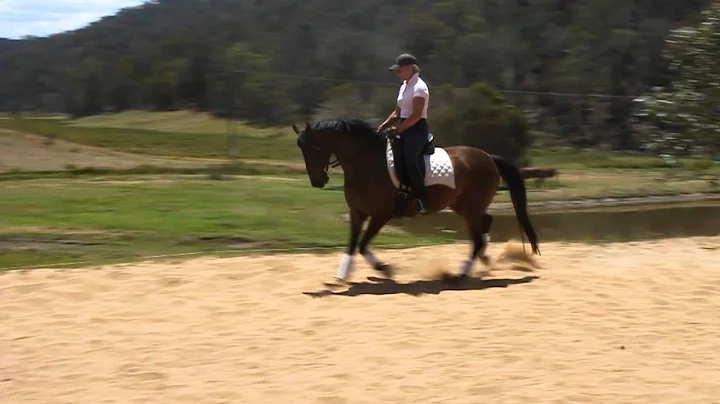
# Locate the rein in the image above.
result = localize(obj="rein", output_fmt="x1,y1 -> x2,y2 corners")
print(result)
325,129 -> 389,170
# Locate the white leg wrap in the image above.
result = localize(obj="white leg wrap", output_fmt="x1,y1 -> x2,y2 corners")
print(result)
482,233 -> 491,243
460,258 -> 475,277
363,250 -> 379,268
336,254 -> 355,281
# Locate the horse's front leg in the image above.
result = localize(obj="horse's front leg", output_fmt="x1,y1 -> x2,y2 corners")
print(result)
335,209 -> 367,281
358,216 -> 393,277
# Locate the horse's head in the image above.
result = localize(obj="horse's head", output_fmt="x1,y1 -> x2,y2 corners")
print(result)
293,122 -> 332,189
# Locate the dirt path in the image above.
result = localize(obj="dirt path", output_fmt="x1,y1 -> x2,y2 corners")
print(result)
0,130 -> 212,172
3,237 -> 719,403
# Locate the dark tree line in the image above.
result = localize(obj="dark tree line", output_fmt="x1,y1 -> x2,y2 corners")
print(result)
0,0 -> 711,150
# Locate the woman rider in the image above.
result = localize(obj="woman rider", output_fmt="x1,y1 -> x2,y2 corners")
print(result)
378,53 -> 432,214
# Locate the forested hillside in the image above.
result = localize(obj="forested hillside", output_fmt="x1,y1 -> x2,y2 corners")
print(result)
0,0 -> 710,149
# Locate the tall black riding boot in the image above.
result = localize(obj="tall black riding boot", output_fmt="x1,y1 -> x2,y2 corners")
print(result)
403,147 -> 431,214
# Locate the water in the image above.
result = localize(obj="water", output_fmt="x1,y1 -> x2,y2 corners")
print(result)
396,203 -> 720,243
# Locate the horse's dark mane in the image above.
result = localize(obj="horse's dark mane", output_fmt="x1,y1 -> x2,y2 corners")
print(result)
311,118 -> 385,142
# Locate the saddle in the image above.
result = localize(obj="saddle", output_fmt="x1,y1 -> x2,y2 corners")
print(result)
388,132 -> 436,216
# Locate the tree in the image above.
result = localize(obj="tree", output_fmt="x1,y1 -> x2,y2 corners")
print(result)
0,0 -> 710,141
434,83 -> 531,163
635,3 -> 720,155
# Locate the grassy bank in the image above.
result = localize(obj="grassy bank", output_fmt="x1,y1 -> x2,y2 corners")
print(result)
528,148 -> 717,171
0,115 -> 302,161
3,113 -> 718,172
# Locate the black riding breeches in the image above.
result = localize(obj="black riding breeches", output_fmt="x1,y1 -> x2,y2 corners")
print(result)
398,118 -> 429,201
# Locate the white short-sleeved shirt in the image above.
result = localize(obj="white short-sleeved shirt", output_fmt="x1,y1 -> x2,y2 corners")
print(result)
397,73 -> 429,119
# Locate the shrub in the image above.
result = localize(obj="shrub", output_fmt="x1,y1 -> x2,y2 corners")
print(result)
433,82 -> 531,163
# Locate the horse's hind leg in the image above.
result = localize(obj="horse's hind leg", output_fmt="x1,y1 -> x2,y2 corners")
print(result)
459,212 -> 493,278
477,214 -> 493,266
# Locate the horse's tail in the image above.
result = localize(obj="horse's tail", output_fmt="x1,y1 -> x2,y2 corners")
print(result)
492,155 -> 540,255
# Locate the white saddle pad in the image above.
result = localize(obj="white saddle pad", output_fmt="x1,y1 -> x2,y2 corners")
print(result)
385,140 -> 456,190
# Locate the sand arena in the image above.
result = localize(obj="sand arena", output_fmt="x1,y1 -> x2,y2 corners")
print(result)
3,237 -> 719,403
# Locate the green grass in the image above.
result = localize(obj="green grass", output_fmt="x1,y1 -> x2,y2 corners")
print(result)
0,176 -> 453,269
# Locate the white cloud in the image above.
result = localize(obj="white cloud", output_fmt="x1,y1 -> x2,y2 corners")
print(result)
0,0 -> 146,39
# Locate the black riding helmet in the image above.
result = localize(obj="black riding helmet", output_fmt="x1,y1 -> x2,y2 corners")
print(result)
388,53 -> 418,71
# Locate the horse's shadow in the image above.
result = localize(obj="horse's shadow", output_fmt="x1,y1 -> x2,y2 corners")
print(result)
303,275 -> 539,298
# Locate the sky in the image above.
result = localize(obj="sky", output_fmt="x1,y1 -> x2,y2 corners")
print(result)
0,0 -> 145,39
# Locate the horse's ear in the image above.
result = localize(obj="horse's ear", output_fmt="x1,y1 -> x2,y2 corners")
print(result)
292,124 -> 300,135
305,122 -> 311,133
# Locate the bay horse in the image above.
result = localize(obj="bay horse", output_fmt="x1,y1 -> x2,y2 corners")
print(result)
292,118 -> 539,283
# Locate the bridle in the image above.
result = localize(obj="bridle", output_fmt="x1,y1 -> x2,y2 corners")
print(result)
307,127 -> 389,172
306,142 -> 340,172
